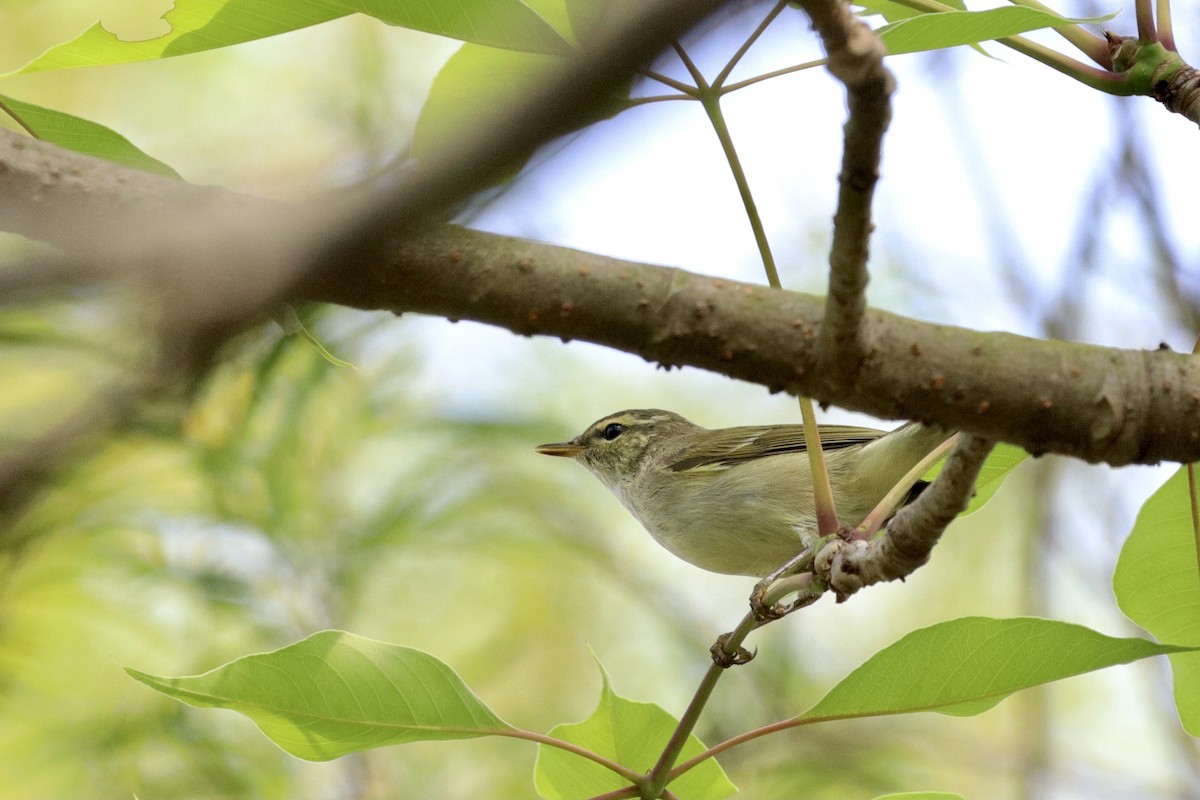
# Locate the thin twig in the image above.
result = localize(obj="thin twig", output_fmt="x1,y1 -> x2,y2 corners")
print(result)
713,0 -> 789,89
721,58 -> 827,94
642,68 -> 698,95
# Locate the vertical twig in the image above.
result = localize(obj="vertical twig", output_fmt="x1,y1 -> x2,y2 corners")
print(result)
797,0 -> 894,386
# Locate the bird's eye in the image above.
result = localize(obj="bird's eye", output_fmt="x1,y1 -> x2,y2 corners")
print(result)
602,423 -> 625,441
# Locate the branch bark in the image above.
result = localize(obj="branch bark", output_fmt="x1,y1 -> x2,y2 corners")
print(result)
799,0 -> 895,388
295,223 -> 1200,468
3,132 -> 1198,467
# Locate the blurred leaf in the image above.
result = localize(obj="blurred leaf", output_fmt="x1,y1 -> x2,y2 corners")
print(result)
1114,467 -> 1200,735
535,662 -> 735,799
277,305 -> 357,369
923,441 -> 1025,516
347,0 -> 571,53
127,630 -> 513,761
872,794 -> 965,800
797,617 -> 1192,723
565,0 -> 641,43
10,0 -> 569,76
0,93 -> 180,177
876,7 -> 1113,56
413,41 -> 633,167
965,442 -> 1025,512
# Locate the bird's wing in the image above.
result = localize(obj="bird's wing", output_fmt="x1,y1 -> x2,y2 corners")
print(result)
667,424 -> 887,472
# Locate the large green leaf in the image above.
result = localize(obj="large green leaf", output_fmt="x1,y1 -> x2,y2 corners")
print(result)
412,44 -> 561,163
797,617 -> 1192,723
1114,467 -> 1200,735
876,7 -> 1112,56
856,0 -> 966,23
127,630 -> 513,761
10,0 -> 569,76
0,94 -> 180,178
412,42 -> 633,164
534,664 -> 735,800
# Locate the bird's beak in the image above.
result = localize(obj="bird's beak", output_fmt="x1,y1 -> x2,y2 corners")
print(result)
535,441 -> 586,457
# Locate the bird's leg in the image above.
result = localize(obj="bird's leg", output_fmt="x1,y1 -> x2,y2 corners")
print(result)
709,633 -> 756,667
749,546 -> 816,622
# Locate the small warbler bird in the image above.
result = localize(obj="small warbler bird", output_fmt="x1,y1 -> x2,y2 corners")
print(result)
536,409 -> 951,577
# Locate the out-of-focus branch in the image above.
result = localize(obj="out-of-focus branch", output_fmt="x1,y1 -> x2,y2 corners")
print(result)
797,0 -> 894,387
295,0 -> 726,295
0,0 -> 727,325
814,434 -> 995,600
0,0 -> 727,511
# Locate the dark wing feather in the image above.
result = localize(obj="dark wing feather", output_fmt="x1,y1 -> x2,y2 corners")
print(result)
667,424 -> 886,472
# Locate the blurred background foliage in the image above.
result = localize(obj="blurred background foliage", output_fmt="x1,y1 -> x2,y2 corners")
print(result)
1,1 -> 1199,799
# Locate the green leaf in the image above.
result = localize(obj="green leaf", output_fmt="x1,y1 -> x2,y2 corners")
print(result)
876,7 -> 1113,57
797,617 -> 1193,724
412,42 -> 633,165
126,630 -> 512,761
872,794 -> 965,800
413,44 -> 559,163
963,442 -> 1025,513
10,0 -> 569,76
0,94 -> 180,178
534,663 -> 735,800
1114,467 -> 1200,735
10,1 -> 349,75
922,441 -> 1026,516
855,0 -> 965,24
345,0 -> 571,53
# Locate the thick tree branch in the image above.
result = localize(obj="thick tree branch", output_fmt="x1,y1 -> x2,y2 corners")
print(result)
3,128 -> 1198,467
799,0 -> 895,385
295,224 -> 1200,468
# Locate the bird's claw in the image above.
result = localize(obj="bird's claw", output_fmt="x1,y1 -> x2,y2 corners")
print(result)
710,633 -> 756,667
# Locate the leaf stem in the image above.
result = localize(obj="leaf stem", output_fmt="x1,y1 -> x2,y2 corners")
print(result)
696,91 -> 780,286
713,0 -> 789,89
1003,0 -> 1112,67
626,94 -> 697,107
0,97 -> 39,138
493,728 -> 644,782
1157,0 -> 1175,51
643,69 -> 698,96
1000,34 -> 1134,94
672,41 -> 709,89
1135,0 -> 1158,42
800,397 -> 839,536
670,717 -> 810,776
721,58 -> 828,94
885,0 -> 1126,83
